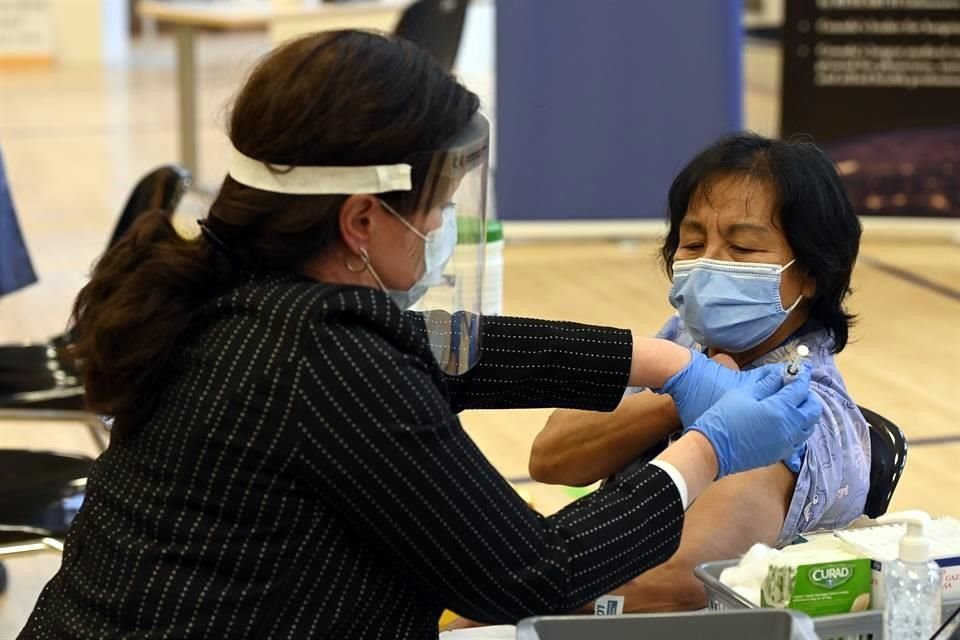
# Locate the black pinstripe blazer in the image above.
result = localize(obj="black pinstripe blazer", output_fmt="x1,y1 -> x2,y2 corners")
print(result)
21,272 -> 683,640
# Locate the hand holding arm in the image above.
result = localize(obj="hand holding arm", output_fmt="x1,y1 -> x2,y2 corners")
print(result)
664,365 -> 821,487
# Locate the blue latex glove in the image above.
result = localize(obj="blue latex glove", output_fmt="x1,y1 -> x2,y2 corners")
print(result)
660,350 -> 774,428
688,365 -> 821,478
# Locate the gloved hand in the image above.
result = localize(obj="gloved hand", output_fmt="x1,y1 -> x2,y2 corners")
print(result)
688,365 -> 821,478
660,350 -> 774,427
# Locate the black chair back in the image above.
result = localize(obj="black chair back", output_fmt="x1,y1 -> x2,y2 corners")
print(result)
394,0 -> 470,72
0,450 -> 90,536
106,164 -> 192,249
860,406 -> 908,518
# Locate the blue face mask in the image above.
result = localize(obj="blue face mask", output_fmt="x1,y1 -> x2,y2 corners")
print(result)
376,202 -> 458,310
668,257 -> 803,353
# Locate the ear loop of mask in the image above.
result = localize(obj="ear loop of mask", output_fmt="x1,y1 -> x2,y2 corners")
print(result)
783,292 -> 804,313
779,258 -> 804,312
379,199 -> 428,241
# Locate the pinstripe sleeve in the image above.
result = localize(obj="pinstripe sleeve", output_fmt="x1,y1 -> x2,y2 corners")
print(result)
294,320 -> 682,624
443,315 -> 633,413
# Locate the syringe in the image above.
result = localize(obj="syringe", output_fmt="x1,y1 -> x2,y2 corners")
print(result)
783,345 -> 810,383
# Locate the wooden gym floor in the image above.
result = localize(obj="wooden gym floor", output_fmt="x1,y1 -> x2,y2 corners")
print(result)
0,32 -> 957,637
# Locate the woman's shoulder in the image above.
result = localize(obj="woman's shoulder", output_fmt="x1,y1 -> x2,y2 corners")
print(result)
750,330 -> 862,423
211,272 -> 397,323
191,271 -> 441,388
753,330 -> 844,383
200,272 -> 428,359
252,275 -> 435,362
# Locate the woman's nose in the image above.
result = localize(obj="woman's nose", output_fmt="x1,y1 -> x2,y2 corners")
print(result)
702,245 -> 730,261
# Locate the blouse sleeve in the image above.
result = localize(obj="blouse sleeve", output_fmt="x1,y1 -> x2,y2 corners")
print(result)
442,315 -> 634,414
293,319 -> 683,623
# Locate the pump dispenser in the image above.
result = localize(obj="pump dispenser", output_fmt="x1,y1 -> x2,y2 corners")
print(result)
877,511 -> 942,640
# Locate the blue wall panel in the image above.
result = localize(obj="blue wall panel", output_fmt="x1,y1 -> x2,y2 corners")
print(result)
495,0 -> 743,220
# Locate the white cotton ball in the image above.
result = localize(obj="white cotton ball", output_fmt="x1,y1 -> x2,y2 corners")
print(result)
743,563 -> 770,586
741,544 -> 779,585
720,566 -> 745,588
721,543 -> 780,592
733,586 -> 762,607
740,543 -> 775,567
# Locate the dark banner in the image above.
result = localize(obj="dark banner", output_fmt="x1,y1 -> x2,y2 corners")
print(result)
782,0 -> 960,217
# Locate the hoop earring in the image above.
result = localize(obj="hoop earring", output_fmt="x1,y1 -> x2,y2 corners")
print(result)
350,247 -> 388,292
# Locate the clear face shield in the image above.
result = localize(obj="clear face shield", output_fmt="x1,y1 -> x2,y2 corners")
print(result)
225,112 -> 491,377
399,115 -> 489,376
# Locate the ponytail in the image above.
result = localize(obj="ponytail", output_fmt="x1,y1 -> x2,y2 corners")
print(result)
70,212 -> 236,438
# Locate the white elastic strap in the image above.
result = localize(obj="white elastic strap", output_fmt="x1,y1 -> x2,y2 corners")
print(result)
228,146 -> 412,195
778,258 -> 797,273
380,199 -> 427,240
784,293 -> 804,313
649,460 -> 690,510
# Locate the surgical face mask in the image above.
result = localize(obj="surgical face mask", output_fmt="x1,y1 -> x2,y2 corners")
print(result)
668,257 -> 803,353
368,201 -> 458,309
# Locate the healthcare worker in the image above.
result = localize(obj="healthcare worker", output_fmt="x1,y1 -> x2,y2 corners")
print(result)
21,31 -> 820,640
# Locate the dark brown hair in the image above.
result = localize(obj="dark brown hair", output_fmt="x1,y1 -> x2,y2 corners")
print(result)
71,30 -> 480,437
661,132 -> 861,352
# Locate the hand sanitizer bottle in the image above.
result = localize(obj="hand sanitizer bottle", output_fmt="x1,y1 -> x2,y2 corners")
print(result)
878,511 -> 942,640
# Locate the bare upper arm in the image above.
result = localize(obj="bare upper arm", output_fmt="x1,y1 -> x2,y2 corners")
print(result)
672,461 -> 797,565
